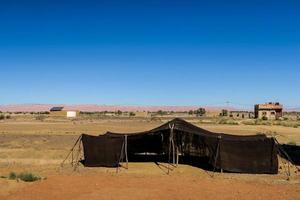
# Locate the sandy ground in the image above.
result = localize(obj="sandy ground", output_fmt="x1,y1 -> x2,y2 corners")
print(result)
0,119 -> 300,200
2,166 -> 300,200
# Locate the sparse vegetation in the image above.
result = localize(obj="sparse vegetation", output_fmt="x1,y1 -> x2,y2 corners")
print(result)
0,114 -> 5,120
129,112 -> 136,117
220,109 -> 228,117
195,108 -> 206,116
8,172 -> 42,182
9,172 -> 17,180
116,110 -> 122,115
18,173 -> 42,182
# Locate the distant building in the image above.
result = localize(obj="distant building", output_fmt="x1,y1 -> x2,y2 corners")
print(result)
254,102 -> 283,120
133,111 -> 150,118
229,111 -> 254,119
50,107 -> 79,118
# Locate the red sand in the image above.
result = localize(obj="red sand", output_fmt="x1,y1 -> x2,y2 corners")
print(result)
5,174 -> 300,200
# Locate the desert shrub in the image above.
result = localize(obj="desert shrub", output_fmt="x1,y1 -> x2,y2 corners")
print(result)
195,108 -> 206,116
6,115 -> 11,119
8,172 -> 17,180
0,115 -> 5,120
115,110 -> 122,115
156,110 -> 167,115
18,173 -> 41,182
129,112 -> 136,117
8,172 -> 42,182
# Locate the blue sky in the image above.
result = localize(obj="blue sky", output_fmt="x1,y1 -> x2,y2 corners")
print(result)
0,1 -> 300,108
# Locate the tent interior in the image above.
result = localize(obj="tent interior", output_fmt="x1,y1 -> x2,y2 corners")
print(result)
76,118 -> 280,174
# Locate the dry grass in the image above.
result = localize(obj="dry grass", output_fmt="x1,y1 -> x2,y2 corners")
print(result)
0,118 -> 300,200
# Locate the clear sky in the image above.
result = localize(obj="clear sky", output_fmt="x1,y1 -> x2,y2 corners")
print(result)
0,0 -> 300,108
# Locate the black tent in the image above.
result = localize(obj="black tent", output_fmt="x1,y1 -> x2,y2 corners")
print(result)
81,134 -> 124,167
80,118 -> 279,174
280,144 -> 300,165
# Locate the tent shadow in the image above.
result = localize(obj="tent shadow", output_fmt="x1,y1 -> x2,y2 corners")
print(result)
127,154 -> 215,172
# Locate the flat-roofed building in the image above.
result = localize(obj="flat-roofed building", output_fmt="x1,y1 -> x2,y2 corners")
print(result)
229,111 -> 254,119
50,107 -> 79,118
254,102 -> 283,120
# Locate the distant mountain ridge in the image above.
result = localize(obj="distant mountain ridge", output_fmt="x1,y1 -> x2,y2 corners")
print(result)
0,104 -> 239,112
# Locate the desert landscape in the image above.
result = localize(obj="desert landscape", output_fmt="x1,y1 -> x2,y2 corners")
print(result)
1,1 -> 300,199
0,113 -> 299,200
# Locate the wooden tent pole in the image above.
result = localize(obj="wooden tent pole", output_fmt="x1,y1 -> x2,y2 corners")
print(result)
61,135 -> 82,168
176,147 -> 179,166
212,136 -> 221,177
116,140 -> 125,174
172,125 -> 175,165
125,135 -> 128,170
167,124 -> 173,174
275,138 -> 300,172
73,138 -> 83,171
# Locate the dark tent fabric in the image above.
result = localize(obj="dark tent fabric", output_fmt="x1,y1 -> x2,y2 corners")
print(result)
280,144 -> 300,165
218,137 -> 278,174
81,134 -> 124,167
81,118 -> 278,174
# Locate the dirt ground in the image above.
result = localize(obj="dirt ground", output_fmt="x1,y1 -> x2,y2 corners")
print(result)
0,118 -> 300,200
2,173 -> 300,200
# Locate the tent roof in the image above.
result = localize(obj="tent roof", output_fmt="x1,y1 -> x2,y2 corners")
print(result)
105,118 -> 267,140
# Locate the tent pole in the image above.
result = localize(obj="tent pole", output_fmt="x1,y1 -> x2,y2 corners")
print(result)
212,136 -> 221,177
168,124 -> 174,174
278,150 -> 289,180
61,134 -> 82,168
275,138 -> 300,172
275,139 -> 292,179
117,140 -> 125,174
71,149 -> 74,167
73,137 -> 82,171
125,135 -> 128,170
171,124 -> 175,165
176,147 -> 179,166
